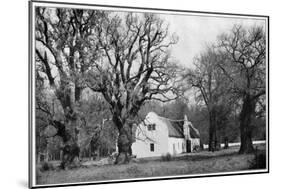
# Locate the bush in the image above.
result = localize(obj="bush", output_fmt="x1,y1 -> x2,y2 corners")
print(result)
161,153 -> 173,161
40,161 -> 54,171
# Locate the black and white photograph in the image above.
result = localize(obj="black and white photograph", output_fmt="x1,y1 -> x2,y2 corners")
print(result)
29,1 -> 268,188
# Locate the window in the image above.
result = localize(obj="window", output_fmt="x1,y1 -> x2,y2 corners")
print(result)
150,143 -> 154,152
148,124 -> 156,131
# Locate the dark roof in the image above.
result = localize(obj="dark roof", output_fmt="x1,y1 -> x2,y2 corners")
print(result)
158,117 -> 200,139
159,118 -> 184,138
189,124 -> 200,138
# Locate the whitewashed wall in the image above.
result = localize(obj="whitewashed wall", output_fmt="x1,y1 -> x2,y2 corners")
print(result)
168,137 -> 186,155
132,112 -> 170,158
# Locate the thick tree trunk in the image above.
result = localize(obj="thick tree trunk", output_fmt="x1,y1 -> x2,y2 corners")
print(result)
239,95 -> 255,154
52,119 -> 81,169
115,137 -> 131,164
208,124 -> 214,152
224,137 -> 229,149
114,122 -> 133,164
60,142 -> 80,169
214,118 -> 221,151
208,110 -> 214,151
62,120 -> 81,168
208,111 -> 220,151
57,82 -> 83,169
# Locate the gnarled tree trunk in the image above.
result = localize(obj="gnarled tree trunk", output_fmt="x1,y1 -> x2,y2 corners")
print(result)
52,120 -> 81,169
113,118 -> 133,164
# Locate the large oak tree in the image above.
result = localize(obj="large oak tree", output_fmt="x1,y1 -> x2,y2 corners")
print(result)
35,8 -> 181,165
86,13 -> 181,163
35,7 -> 107,167
217,25 -> 266,153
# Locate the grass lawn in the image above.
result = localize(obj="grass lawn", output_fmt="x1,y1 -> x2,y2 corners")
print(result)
37,145 -> 266,185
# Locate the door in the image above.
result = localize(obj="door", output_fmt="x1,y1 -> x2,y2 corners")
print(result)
186,140 -> 191,153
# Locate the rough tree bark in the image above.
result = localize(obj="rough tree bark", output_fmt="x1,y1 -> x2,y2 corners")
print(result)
115,127 -> 132,164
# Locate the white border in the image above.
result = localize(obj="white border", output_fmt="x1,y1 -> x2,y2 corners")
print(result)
29,1 -> 269,188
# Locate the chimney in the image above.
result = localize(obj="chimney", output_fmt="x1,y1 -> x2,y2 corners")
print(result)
183,115 -> 191,140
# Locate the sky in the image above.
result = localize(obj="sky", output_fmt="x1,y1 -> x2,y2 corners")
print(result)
45,7 -> 266,70
158,13 -> 266,68
147,12 -> 266,104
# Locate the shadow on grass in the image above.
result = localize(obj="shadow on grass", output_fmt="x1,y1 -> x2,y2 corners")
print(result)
137,145 -> 266,164
137,150 -> 240,164
177,152 -> 239,161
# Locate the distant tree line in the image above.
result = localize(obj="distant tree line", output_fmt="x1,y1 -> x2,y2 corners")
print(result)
139,98 -> 265,148
182,25 -> 266,153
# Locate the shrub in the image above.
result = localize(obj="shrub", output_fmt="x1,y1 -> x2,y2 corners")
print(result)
40,161 -> 54,171
161,153 -> 173,161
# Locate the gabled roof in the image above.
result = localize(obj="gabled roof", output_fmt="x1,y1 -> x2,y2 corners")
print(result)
189,123 -> 200,138
143,112 -> 200,139
159,118 -> 184,138
158,116 -> 200,139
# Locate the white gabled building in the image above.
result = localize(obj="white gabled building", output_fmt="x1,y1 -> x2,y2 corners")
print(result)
132,112 -> 200,158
